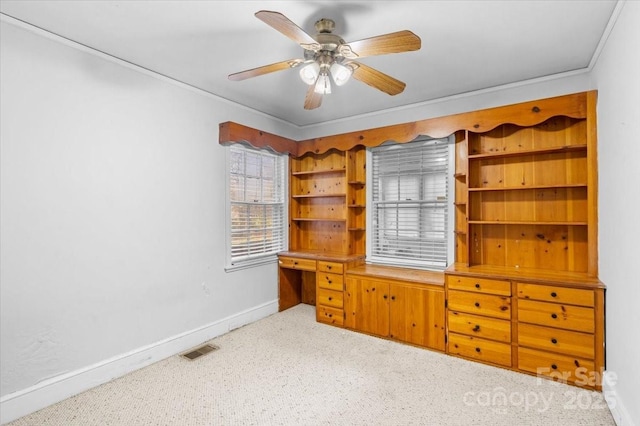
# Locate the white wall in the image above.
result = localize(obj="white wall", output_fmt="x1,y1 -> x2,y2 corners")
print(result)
0,18 -> 297,422
2,2 -> 639,424
591,2 -> 640,425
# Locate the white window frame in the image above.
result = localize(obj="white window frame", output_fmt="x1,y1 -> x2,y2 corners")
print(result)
366,137 -> 454,271
225,144 -> 287,271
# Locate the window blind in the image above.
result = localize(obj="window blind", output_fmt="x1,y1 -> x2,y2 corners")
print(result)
370,138 -> 449,270
228,145 -> 285,265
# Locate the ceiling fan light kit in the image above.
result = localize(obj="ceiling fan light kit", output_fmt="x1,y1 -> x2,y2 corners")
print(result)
314,72 -> 332,95
229,11 -> 421,110
299,62 -> 320,85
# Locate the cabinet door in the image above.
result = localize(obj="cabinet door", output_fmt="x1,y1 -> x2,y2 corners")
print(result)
344,277 -> 389,337
389,283 -> 445,351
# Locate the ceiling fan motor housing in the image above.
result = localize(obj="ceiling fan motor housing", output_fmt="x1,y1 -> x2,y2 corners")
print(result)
313,19 -> 346,53
314,18 -> 335,33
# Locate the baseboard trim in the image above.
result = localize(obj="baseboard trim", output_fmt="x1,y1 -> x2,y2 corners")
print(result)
0,300 -> 278,424
603,370 -> 638,426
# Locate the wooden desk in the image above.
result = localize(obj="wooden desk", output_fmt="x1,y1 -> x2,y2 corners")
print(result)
277,251 -> 364,317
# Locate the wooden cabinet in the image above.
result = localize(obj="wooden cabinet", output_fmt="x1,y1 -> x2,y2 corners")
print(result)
446,269 -> 605,389
224,92 -> 605,390
446,275 -> 512,367
446,91 -> 605,389
516,282 -> 604,388
343,276 -> 390,336
315,260 -> 347,326
389,282 -> 445,350
344,265 -> 445,351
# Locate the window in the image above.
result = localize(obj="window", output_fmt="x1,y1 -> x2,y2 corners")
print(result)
367,137 -> 452,270
226,144 -> 286,270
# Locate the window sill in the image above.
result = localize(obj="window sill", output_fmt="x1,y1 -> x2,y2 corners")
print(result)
225,255 -> 278,272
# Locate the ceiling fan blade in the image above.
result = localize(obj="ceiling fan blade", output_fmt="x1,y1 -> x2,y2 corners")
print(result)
228,59 -> 303,81
350,62 -> 406,96
304,84 -> 323,110
341,30 -> 421,58
255,10 -> 321,51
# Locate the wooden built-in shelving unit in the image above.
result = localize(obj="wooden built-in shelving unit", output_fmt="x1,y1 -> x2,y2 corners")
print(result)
219,90 -> 605,390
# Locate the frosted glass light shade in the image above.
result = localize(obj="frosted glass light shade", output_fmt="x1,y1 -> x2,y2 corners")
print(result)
330,62 -> 352,86
299,62 -> 320,85
314,73 -> 332,94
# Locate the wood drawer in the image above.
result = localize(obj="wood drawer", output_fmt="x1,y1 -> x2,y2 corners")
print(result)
518,299 -> 594,332
447,275 -> 511,296
448,333 -> 512,367
518,347 -> 596,386
518,323 -> 594,359
448,311 -> 511,343
317,288 -> 344,309
447,290 -> 511,319
317,305 -> 344,326
278,256 -> 316,271
317,272 -> 344,291
317,261 -> 344,274
517,283 -> 594,307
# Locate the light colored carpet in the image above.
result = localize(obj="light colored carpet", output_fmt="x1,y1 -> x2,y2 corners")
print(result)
8,304 -> 614,425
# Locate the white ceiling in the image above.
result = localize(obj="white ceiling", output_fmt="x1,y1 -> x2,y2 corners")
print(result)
0,0 -> 618,127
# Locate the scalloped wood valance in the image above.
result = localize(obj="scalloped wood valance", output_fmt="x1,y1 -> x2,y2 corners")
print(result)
219,91 -> 593,157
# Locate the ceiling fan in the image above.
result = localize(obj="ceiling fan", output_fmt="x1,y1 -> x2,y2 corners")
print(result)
228,10 -> 421,110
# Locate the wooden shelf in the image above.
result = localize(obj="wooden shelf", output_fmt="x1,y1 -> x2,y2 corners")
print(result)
291,169 -> 345,176
348,227 -> 366,231
468,144 -> 587,160
468,184 -> 587,192
454,173 -> 467,178
292,218 -> 347,222
453,202 -> 467,206
289,146 -> 365,256
468,220 -> 588,226
292,193 -> 346,198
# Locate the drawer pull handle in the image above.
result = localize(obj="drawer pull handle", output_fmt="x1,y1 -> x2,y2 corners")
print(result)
472,325 -> 480,332
294,261 -> 298,265
328,297 -> 332,301
551,313 -> 558,319
551,364 -> 558,370
475,283 -> 480,289
551,292 -> 557,298
383,294 -> 388,300
327,280 -> 332,284
551,338 -> 558,344
328,314 -> 333,318
475,347 -> 481,353
474,302 -> 480,307
391,296 -> 396,301
327,265 -> 332,270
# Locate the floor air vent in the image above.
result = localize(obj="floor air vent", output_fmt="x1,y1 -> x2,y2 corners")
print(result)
181,344 -> 219,360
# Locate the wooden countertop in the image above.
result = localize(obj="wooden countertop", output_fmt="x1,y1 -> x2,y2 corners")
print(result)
446,263 -> 605,289
278,251 -> 365,263
346,264 -> 444,287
